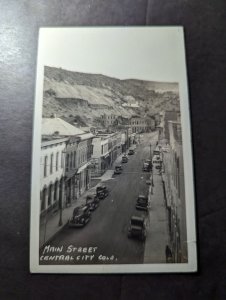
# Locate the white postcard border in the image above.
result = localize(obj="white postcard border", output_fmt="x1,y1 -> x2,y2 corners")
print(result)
30,26 -> 197,273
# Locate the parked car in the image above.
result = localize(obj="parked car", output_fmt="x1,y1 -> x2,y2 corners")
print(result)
155,165 -> 162,170
145,159 -> 152,166
96,186 -> 109,199
136,195 -> 149,211
114,165 -> 122,175
68,205 -> 91,227
121,155 -> 128,163
143,162 -> 152,172
127,216 -> 146,240
152,154 -> 162,170
128,149 -> 135,155
162,146 -> 170,153
153,150 -> 160,156
86,194 -> 100,211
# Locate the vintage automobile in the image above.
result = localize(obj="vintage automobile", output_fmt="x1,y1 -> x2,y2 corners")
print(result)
145,159 -> 152,166
114,165 -> 122,175
162,146 -> 170,153
155,165 -> 162,170
127,216 -> 146,241
121,155 -> 128,163
86,194 -> 100,211
96,186 -> 109,199
143,159 -> 152,172
136,195 -> 149,211
152,154 -> 162,170
143,162 -> 151,172
153,150 -> 160,156
128,149 -> 135,155
68,205 -> 91,227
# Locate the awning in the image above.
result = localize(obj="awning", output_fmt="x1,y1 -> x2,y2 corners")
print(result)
76,162 -> 91,174
65,170 -> 76,181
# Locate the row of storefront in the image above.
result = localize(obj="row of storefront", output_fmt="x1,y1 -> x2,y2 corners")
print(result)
40,118 -> 94,218
90,129 -> 136,177
40,117 -> 137,218
159,113 -> 188,263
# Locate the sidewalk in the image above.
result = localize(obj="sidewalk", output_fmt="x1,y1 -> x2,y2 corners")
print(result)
40,189 -> 92,248
144,173 -> 170,263
39,152 -> 126,248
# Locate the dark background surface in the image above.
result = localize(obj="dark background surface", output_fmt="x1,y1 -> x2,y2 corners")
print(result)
0,1 -> 226,299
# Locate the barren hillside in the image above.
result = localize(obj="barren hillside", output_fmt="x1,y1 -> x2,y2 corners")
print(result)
42,66 -> 180,127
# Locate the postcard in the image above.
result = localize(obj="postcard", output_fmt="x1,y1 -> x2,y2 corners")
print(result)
30,27 -> 197,273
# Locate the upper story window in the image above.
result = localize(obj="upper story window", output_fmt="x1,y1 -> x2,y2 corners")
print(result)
73,151 -> 76,168
50,153 -> 54,174
56,152 -> 59,171
61,151 -> 64,168
70,152 -> 73,169
66,153 -> 69,172
44,155 -> 48,177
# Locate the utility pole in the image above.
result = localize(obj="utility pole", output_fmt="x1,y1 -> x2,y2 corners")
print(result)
151,173 -> 154,194
59,200 -> 63,226
150,142 -> 154,194
58,181 -> 63,226
150,143 -> 152,160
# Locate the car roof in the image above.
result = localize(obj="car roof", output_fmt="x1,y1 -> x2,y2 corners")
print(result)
97,185 -> 106,189
74,205 -> 87,213
86,196 -> 95,201
131,216 -> 145,222
87,193 -> 95,197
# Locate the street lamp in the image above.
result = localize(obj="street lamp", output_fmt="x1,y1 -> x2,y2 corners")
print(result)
151,174 -> 154,194
58,195 -> 63,226
59,149 -> 67,226
58,178 -> 65,226
149,143 -> 152,161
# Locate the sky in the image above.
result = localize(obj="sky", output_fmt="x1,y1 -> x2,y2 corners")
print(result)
38,27 -> 186,82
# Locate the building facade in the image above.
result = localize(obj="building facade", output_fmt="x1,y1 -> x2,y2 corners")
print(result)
162,121 -> 187,263
41,117 -> 94,214
163,111 -> 180,141
101,114 -> 118,127
40,137 -> 68,216
91,132 -> 122,176
91,136 -> 110,177
130,116 -> 150,133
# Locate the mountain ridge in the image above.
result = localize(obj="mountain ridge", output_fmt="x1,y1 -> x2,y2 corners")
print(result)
43,66 -> 180,127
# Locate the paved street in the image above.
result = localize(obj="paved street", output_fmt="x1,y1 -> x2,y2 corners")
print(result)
40,131 -> 170,265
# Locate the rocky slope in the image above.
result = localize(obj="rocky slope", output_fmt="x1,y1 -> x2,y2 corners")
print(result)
42,66 -> 180,127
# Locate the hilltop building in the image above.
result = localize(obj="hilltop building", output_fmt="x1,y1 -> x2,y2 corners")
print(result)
100,114 -> 118,127
130,116 -> 154,133
122,101 -> 139,108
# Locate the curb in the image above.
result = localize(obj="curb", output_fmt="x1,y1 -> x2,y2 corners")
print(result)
39,220 -> 69,250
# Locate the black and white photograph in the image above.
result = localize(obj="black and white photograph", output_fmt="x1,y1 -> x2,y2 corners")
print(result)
30,27 -> 197,273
